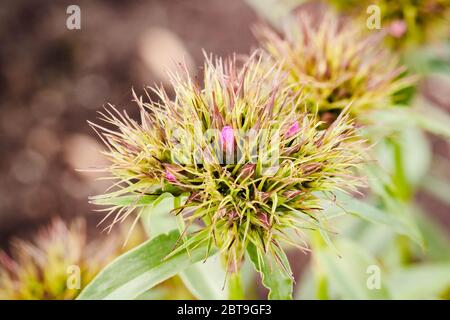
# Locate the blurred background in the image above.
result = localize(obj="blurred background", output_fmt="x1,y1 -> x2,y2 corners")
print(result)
0,0 -> 448,278
0,0 -> 261,244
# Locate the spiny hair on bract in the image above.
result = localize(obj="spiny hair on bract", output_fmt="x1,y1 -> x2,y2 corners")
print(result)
256,9 -> 415,123
89,51 -> 368,276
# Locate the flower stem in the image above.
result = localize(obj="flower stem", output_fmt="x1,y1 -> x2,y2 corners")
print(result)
228,271 -> 244,300
312,230 -> 329,300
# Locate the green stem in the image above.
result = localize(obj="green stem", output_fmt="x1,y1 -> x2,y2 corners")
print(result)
228,271 -> 244,300
311,230 -> 329,300
315,272 -> 329,300
391,139 -> 412,201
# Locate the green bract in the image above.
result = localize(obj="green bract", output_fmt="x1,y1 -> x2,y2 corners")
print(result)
91,53 -> 367,276
257,10 -> 414,121
0,218 -> 144,299
327,0 -> 450,49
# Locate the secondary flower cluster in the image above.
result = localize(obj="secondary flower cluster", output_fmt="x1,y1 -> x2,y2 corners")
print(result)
92,53 -> 367,273
0,218 -> 144,299
257,10 -> 413,122
327,0 -> 450,49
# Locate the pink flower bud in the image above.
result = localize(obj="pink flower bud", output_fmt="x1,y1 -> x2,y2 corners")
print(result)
283,190 -> 303,199
255,190 -> 271,202
228,210 -> 238,222
239,163 -> 256,180
257,212 -> 270,229
220,126 -> 235,152
286,121 -> 299,138
165,171 -> 177,183
389,20 -> 407,38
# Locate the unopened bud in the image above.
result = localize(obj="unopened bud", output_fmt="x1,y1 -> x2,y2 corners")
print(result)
257,212 -> 270,229
389,20 -> 407,38
220,126 -> 235,153
165,171 -> 177,183
286,121 -> 299,138
239,163 -> 256,180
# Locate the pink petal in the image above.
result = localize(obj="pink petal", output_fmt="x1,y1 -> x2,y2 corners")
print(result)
286,121 -> 299,138
257,212 -> 270,229
220,126 -> 235,151
165,171 -> 177,183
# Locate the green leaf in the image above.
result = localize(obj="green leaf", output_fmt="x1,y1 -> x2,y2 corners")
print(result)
247,243 -> 293,300
386,263 -> 450,299
140,193 -> 180,237
334,193 -> 423,247
414,210 -> 450,261
244,0 -> 303,29
91,194 -> 158,207
404,43 -> 450,76
77,230 -> 211,300
368,113 -> 431,192
413,109 -> 450,140
179,257 -> 228,300
140,193 -> 226,300
394,126 -> 431,188
315,239 -> 390,299
421,175 -> 450,207
364,106 -> 450,141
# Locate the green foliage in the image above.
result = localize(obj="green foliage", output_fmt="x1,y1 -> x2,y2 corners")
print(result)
315,239 -> 389,299
140,193 -> 228,300
387,263 -> 450,299
77,231 -> 213,300
247,243 -> 293,300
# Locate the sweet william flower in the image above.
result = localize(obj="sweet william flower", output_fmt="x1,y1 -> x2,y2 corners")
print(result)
0,218 -> 145,300
90,53 -> 367,275
327,0 -> 450,49
256,9 -> 414,121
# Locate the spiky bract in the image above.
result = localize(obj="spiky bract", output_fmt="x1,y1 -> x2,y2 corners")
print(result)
92,54 -> 366,273
0,218 -> 144,299
327,0 -> 450,49
256,10 -> 413,121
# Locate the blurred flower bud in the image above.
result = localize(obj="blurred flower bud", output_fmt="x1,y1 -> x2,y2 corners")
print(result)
389,20 -> 407,38
286,121 -> 300,138
165,171 -> 177,183
220,126 -> 235,153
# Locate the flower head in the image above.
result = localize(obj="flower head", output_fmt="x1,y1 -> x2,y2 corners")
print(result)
91,53 -> 367,274
256,10 -> 414,120
327,0 -> 450,49
0,218 -> 145,299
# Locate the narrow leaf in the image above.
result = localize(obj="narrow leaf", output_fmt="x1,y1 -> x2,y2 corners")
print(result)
335,193 -> 424,247
179,257 -> 228,300
77,230 -> 212,300
247,243 -> 293,300
387,263 -> 450,299
315,239 -> 389,299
